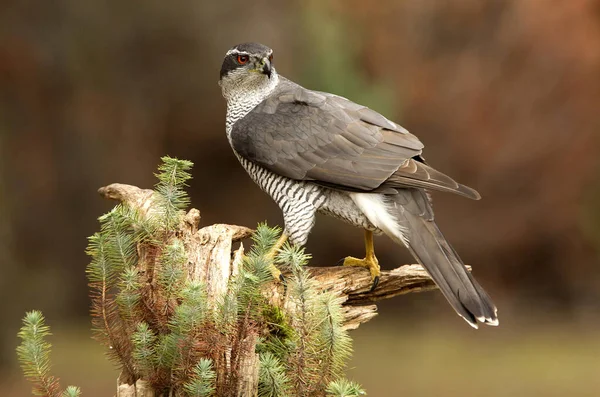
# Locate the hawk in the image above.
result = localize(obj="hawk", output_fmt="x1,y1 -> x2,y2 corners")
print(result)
219,42 -> 498,328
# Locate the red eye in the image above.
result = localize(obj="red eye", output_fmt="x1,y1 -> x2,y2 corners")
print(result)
268,54 -> 273,62
237,55 -> 249,64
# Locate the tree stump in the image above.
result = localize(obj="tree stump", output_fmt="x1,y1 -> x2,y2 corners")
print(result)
100,183 -> 443,396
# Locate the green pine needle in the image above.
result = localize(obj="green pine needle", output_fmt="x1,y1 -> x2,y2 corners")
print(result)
315,292 -> 353,378
132,322 -> 158,378
250,223 -> 281,255
61,386 -> 82,397
155,156 -> 194,191
258,352 -> 291,397
183,358 -> 216,397
215,291 -> 238,332
16,311 -> 65,397
276,242 -> 311,270
170,281 -> 208,334
155,333 -> 178,369
86,232 -> 117,285
157,238 -> 187,298
154,156 -> 194,230
116,267 -> 142,319
99,206 -> 139,271
326,379 -> 366,397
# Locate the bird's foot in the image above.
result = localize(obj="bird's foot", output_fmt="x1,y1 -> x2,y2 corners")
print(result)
264,233 -> 289,286
341,255 -> 380,291
268,264 -> 287,297
268,262 -> 285,284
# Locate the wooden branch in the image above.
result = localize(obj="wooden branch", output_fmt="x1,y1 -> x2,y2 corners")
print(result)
308,265 -> 440,330
99,183 -> 444,396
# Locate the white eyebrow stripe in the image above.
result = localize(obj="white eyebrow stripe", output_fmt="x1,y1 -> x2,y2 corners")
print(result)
226,49 -> 251,56
225,48 -> 273,57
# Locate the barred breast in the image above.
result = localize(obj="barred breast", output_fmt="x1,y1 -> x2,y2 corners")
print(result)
234,154 -> 326,245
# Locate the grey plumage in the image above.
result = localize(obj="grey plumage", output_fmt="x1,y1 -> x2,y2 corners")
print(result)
231,77 -> 479,200
391,189 -> 496,325
220,42 -> 498,328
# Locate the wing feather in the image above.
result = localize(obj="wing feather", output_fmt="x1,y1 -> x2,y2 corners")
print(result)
231,77 -> 479,198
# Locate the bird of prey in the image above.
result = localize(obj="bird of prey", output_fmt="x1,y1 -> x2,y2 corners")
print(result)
219,42 -> 498,328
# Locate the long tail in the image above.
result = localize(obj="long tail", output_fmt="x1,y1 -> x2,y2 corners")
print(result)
351,191 -> 498,328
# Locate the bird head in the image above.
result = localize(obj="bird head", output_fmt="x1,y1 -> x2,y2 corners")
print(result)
219,42 -> 276,99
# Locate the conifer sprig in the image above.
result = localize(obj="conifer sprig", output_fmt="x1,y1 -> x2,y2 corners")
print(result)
61,386 -> 82,397
235,223 -> 281,319
326,379 -> 366,397
269,241 -> 360,395
154,156 -> 193,230
315,293 -> 352,382
250,223 -> 282,256
99,207 -> 138,272
170,281 -> 208,334
258,352 -> 291,397
164,281 -> 210,388
16,311 -> 80,397
84,156 -> 195,382
278,242 -> 318,395
183,358 -> 216,397
116,267 -> 142,322
132,322 -> 158,379
86,229 -> 135,379
157,238 -> 187,304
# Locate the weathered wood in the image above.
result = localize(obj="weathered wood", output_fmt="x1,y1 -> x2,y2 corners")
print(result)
116,379 -> 155,397
99,183 -> 442,396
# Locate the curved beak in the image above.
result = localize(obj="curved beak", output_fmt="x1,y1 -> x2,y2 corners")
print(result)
260,58 -> 272,78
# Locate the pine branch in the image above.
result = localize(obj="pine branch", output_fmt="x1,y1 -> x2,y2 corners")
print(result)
326,379 -> 366,397
99,207 -> 138,272
61,386 -> 82,397
16,311 -> 75,397
155,333 -> 178,369
116,267 -> 142,323
167,281 -> 209,389
314,293 -> 352,387
157,238 -> 187,309
258,352 -> 291,397
183,358 -> 216,397
131,322 -> 158,379
154,155 -> 193,230
84,157 -> 197,386
279,243 -> 318,397
169,281 -> 208,334
86,231 -> 136,381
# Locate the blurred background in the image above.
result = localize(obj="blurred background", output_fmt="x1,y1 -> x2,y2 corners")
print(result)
1,0 -> 600,395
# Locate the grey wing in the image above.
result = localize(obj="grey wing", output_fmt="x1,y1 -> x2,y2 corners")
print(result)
231,80 -> 479,199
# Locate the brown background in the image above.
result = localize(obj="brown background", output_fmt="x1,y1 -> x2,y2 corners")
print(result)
1,0 -> 600,395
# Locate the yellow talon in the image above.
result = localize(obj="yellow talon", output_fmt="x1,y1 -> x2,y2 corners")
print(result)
342,230 -> 381,290
265,233 -> 288,282
342,256 -> 380,279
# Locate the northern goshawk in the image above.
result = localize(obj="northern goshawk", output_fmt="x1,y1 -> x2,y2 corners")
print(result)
219,42 -> 498,328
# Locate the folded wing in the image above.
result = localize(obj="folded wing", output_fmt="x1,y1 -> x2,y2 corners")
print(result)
231,78 -> 479,199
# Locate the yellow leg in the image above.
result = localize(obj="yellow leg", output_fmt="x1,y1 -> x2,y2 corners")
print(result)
265,233 -> 288,281
342,230 -> 381,290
